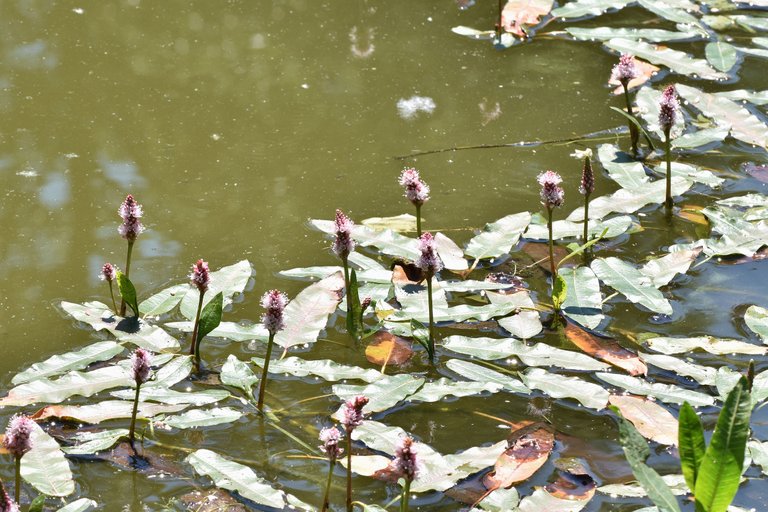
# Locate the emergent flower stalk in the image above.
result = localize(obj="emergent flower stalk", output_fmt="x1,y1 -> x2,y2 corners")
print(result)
659,85 -> 680,209
416,232 -> 443,362
117,194 -> 144,316
319,426 -> 343,512
341,396 -> 369,512
3,415 -> 33,503
577,150 -> 595,246
100,262 -> 118,314
332,209 -> 356,295
128,348 -> 153,451
188,259 -> 211,366
389,436 -> 421,512
611,54 -> 640,157
537,170 -> 565,279
399,168 -> 430,237
256,290 -> 288,411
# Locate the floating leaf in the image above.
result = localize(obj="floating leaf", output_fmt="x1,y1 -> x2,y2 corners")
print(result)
442,335 -> 609,371
311,218 -> 420,260
110,387 -> 229,406
333,373 -> 425,414
605,39 -> 727,80
435,232 -> 469,271
465,212 -> 531,260
445,359 -> 529,393
501,0 -> 554,37
748,440 -> 768,476
597,373 -> 714,406
524,215 -> 636,240
560,266 -> 603,329
609,395 -> 677,445
409,378 -> 502,403
179,260 -> 253,321
361,213 -> 416,232
161,407 -> 242,429
491,291 -> 543,340
673,126 -> 730,149
186,449 -> 312,510
644,336 -> 766,355
640,352 -> 716,385
651,162 -> 724,188
522,368 -> 610,409
220,354 -> 259,398
551,0 -> 632,19
63,429 -> 129,455
706,41 -> 738,72
591,257 -> 673,315
484,423 -> 555,490
21,422 -> 75,497
597,474 -> 688,497
253,356 -> 382,383
0,365 -> 132,406
717,89 -> 768,106
365,331 -> 413,367
745,305 -> 768,343
516,478 -> 595,511
639,248 -> 701,288
568,27 -> 698,43
55,499 -> 98,512
565,323 -> 647,375
274,272 -> 344,349
139,284 -> 188,317
164,321 -> 268,342
12,341 -> 124,385
30,401 -> 187,424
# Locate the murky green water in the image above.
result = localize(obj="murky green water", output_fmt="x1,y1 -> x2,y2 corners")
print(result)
1,0 -> 768,510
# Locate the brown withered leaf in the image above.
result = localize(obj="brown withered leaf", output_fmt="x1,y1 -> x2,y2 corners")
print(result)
608,394 -> 678,446
544,469 -> 597,500
391,260 -> 424,286
365,331 -> 413,367
610,58 -> 659,94
484,272 -> 527,295
483,422 -> 555,490
501,0 -> 554,37
521,242 -> 571,273
725,246 -> 768,265
180,489 -> 248,512
675,204 -> 708,226
564,323 -> 647,376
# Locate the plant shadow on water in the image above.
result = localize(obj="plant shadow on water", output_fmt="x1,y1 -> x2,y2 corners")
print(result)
1,0 -> 768,511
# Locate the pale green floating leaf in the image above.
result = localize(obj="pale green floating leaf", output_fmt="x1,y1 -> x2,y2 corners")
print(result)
645,335 -> 766,355
597,144 -> 649,189
566,26 -> 699,42
111,387 -> 229,406
465,212 -> 532,260
718,194 -> 768,208
333,373 -> 425,414
638,0 -> 704,30
165,321 -> 269,342
489,291 -> 543,340
21,422 -> 75,497
435,232 -> 469,271
31,400 -> 188,424
220,354 -> 259,397
279,266 -> 391,284
161,407 -> 242,429
745,305 -> 768,343
700,205 -> 768,257
598,474 -> 688,497
639,352 -> 716,385
748,440 -> 768,476
392,292 -> 518,324
63,429 -> 129,455
551,0 -> 632,19
470,487 -> 520,511
253,356 -> 383,383
522,368 -> 610,409
408,377 -> 502,402
677,84 -> 768,148
0,365 -> 132,406
442,335 -> 609,371
517,485 -> 594,511
55,499 -> 98,512
639,249 -> 701,288
186,449 -> 312,510
524,214 -> 636,240
596,372 -> 714,406
730,14 -> 768,31
274,272 -> 344,349
179,260 -> 254,320
560,266 -> 604,329
605,39 -> 727,80
439,280 -> 514,293
451,25 -> 496,40
717,89 -> 768,106
591,257 -> 673,315
151,355 -> 193,388
673,126 -> 730,149
445,359 -> 530,393
12,341 -> 124,385
651,162 -> 724,188
361,213 -> 417,232
139,284 -> 188,317
706,41 -> 738,72
311,218 -> 420,260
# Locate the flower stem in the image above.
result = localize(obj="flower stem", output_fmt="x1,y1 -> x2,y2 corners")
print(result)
342,258 -> 350,296
257,332 -> 276,411
346,434 -> 353,512
623,84 -> 639,157
190,291 -> 205,357
415,204 -> 422,238
14,455 -> 21,503
426,274 -> 435,362
664,129 -> 673,209
108,281 -> 118,315
128,383 -> 142,451
119,240 -> 135,316
321,458 -> 335,512
547,206 -> 556,278
582,194 -> 590,246
400,478 -> 412,512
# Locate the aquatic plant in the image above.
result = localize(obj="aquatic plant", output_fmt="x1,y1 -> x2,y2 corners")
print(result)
128,348 -> 153,450
611,54 -> 640,157
256,289 -> 289,411
537,170 -> 565,312
99,262 -> 118,315
341,395 -> 369,512
117,194 -> 144,316
188,259 -> 211,359
3,415 -> 32,503
0,481 -> 19,512
574,149 -> 595,247
319,426 -> 343,512
659,85 -> 680,209
389,435 -> 421,512
415,232 -> 443,361
398,168 -> 430,237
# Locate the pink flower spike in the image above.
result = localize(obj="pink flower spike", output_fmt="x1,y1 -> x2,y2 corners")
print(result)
537,170 -> 565,209
118,194 -> 145,241
3,414 -> 34,458
658,85 -> 679,134
190,259 -> 211,293
261,289 -> 289,335
610,54 -> 639,86
319,426 -> 344,460
399,167 -> 430,207
332,209 -> 356,260
341,395 -> 369,431
416,232 -> 444,275
579,157 -> 594,196
100,262 -> 117,282
390,435 -> 421,482
131,348 -> 153,385
0,481 -> 19,512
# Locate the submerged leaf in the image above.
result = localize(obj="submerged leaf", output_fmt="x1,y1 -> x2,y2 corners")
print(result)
565,323 -> 647,376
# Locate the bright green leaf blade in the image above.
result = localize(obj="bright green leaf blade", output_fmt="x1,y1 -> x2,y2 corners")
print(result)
196,291 -> 223,346
706,41 -> 738,72
28,494 -> 46,512
116,271 -> 139,316
346,269 -> 363,338
678,402 -> 706,492
695,377 -> 752,512
21,422 -> 75,497
12,341 -> 124,385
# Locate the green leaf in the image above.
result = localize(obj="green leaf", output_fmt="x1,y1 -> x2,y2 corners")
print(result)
220,354 -> 259,398
525,214 -> 636,240
311,218 -> 420,260
745,305 -> 768,343
552,273 -> 567,310
640,353 -> 716,385
11,341 -> 124,385
55,499 -> 98,512
610,106 -> 657,151
464,212 -> 531,259
639,249 -> 701,288
164,320 -> 268,342
522,368 -> 610,409
596,373 -> 715,406
63,429 -> 129,455
445,359 -> 529,393
678,402 -> 706,492
116,271 -> 139,316
644,336 -> 766,356
435,232 -> 469,271
614,410 -> 683,512
332,373 -> 425,414
706,41 -> 738,72
695,377 -> 752,512
28,495 -> 46,512
21,421 -> 75,497
186,449 -> 313,510
346,269 -> 364,338
598,474 -> 688,498
196,291 -> 223,347
605,39 -> 727,80
161,407 -> 242,429
252,356 -> 382,383
490,291 -> 543,340
138,284 -> 188,316
274,272 -> 344,349
560,266 -> 603,329
30,400 -> 187,424
637,0 -> 703,28
516,486 -> 594,511
111,387 -> 229,406
551,0 -> 632,18
408,378 -> 502,402
179,260 -> 253,320
591,257 -> 673,315
716,89 -> 768,106
360,213 -> 417,231
673,126 -> 730,149
566,26 -> 700,42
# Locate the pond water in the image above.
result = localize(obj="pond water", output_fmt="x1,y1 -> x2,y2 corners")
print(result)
1,0 -> 768,510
